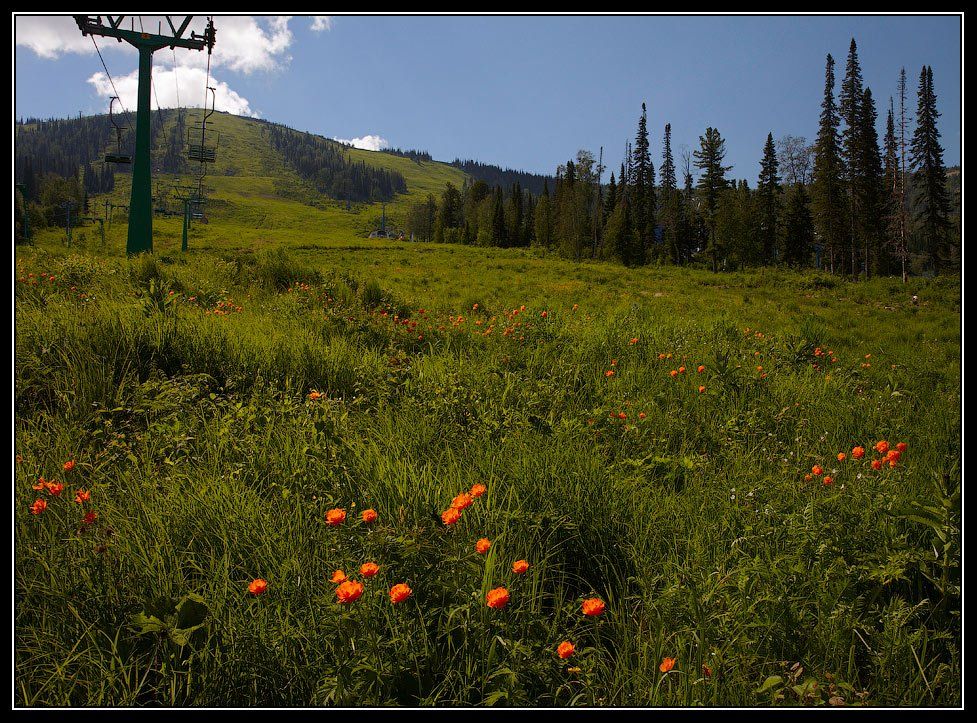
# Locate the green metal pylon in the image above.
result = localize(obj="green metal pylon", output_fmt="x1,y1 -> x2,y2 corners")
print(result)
74,16 -> 216,256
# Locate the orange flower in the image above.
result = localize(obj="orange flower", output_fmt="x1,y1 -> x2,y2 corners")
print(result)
451,492 -> 474,510
336,580 -> 364,603
325,508 -> 346,526
476,538 -> 492,554
82,511 -> 98,526
582,597 -> 605,616
330,570 -> 347,584
658,353 -> 666,360
308,390 -> 323,401
669,370 -> 678,378
47,482 -> 64,497
605,370 -> 616,378
804,474 -> 813,482
360,562 -> 380,578
389,583 -> 412,604
896,442 -> 908,453
874,440 -> 890,454
486,587 -> 510,609
512,559 -> 530,574
15,454 -> 23,464
678,366 -> 686,374
629,337 -> 639,345
30,499 -> 47,515
697,365 -> 705,373
470,483 -> 487,498
557,641 -> 575,659
698,386 -> 706,394
32,477 -> 47,491
248,578 -> 268,596
74,489 -> 91,504
540,311 -> 548,318
871,459 -> 882,471
852,446 -> 865,459
638,412 -> 647,420
702,664 -> 712,677
441,508 -> 461,526
812,465 -> 823,476
63,460 -> 76,472
361,508 -> 378,523
837,452 -> 846,461
886,449 -> 902,463
822,476 -> 833,485
660,657 -> 676,673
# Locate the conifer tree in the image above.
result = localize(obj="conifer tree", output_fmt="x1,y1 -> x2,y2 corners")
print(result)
781,183 -> 814,268
811,53 -> 846,273
631,104 -> 653,265
693,127 -> 732,271
756,132 -> 781,264
910,65 -> 951,274
839,38 -> 864,276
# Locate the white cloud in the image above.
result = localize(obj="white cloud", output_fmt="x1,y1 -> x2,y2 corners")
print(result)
333,134 -> 390,152
310,16 -> 333,32
17,15 -> 294,74
15,15 -> 117,58
87,65 -> 258,118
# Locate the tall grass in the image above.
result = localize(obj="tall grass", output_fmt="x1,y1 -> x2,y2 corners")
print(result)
14,246 -> 961,706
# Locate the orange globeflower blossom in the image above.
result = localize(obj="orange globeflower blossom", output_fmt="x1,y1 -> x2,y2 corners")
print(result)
658,353 -> 666,360
678,366 -> 686,374
33,477 -> 47,491
361,508 -> 378,524
582,597 -> 606,616
871,459 -> 883,471
886,449 -> 902,463
557,641 -> 575,659
30,499 -> 47,515
822,476 -> 833,485
837,452 -> 847,462
660,657 -> 677,673
512,559 -> 530,574
698,365 -> 706,373
470,483 -> 487,498
63,460 -> 76,472
476,538 -> 492,554
330,570 -> 347,584
47,482 -> 64,497
852,446 -> 865,459
630,337 -> 639,345
670,370 -> 678,378
638,412 -> 647,420
326,508 -> 347,526
875,440 -> 890,454
605,370 -> 616,378
75,489 -> 91,504
896,442 -> 908,453
812,465 -> 823,476
248,578 -> 268,596
389,583 -> 412,604
486,587 -> 510,609
804,474 -> 813,482
698,386 -> 706,394
451,492 -> 474,511
360,562 -> 380,578
82,511 -> 98,526
336,580 -> 365,603
442,508 -> 461,526
308,390 -> 323,401
16,454 -> 23,464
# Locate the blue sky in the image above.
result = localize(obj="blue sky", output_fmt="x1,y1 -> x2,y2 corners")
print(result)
15,14 -> 962,181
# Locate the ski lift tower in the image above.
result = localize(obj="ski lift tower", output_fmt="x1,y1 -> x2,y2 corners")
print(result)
74,15 -> 216,256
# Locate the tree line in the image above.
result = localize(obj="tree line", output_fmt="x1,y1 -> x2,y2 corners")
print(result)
263,124 -> 407,203
406,39 -> 957,277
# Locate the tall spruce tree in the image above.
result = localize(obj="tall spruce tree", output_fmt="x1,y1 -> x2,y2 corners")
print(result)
910,65 -> 951,274
631,104 -> 653,265
839,38 -> 865,276
693,127 -> 732,272
756,132 -> 782,264
781,183 -> 814,268
811,53 -> 846,273
660,123 -> 682,264
857,87 -> 885,277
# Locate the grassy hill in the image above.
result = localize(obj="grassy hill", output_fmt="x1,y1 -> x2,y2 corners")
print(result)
39,110 -> 470,254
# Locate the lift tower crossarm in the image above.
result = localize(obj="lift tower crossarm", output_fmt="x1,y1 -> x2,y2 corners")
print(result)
73,15 -> 216,256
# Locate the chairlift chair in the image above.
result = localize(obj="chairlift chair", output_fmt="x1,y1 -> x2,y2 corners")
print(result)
187,87 -> 219,163
104,96 -> 132,164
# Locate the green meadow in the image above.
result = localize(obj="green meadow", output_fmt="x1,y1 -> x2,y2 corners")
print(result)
14,229 -> 961,706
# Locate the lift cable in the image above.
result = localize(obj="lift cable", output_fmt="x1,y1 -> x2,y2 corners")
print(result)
90,34 -> 132,129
